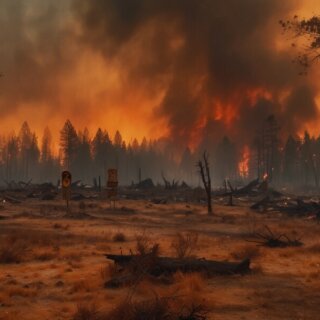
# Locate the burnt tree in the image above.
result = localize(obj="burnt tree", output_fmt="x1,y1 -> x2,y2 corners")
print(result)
197,152 -> 212,215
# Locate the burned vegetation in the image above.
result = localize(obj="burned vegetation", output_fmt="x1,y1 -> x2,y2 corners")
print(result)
1,151 -> 320,320
1,113 -> 320,320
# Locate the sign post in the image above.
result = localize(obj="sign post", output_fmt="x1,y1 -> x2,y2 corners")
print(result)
107,169 -> 118,208
62,171 -> 72,212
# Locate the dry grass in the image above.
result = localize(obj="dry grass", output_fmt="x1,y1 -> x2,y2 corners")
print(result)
101,296 -> 208,320
69,279 -> 94,294
7,286 -> 38,298
100,262 -> 119,282
135,231 -> 160,256
0,228 -> 89,264
307,243 -> 320,253
72,303 -> 100,320
106,298 -> 170,320
33,248 -> 58,262
2,199 -> 320,320
173,272 -> 205,293
0,236 -> 28,263
230,244 -> 261,260
72,296 -> 207,320
53,223 -> 69,230
112,232 -> 127,242
171,232 -> 199,259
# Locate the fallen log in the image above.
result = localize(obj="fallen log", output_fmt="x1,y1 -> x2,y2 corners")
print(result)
105,254 -> 250,276
235,178 -> 259,195
273,199 -> 320,217
218,178 -> 260,197
3,194 -> 21,204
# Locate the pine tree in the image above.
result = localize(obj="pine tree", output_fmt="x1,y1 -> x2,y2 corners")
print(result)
77,128 -> 92,182
41,127 -> 52,163
283,135 -> 299,185
19,121 -> 33,179
60,120 -> 79,170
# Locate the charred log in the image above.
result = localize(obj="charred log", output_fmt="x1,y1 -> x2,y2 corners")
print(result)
105,253 -> 250,277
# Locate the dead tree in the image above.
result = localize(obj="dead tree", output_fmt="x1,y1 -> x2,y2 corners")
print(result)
227,179 -> 234,206
197,152 -> 212,214
161,172 -> 179,190
246,225 -> 303,248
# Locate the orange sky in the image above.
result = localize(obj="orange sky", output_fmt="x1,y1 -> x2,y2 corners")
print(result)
0,0 -> 319,151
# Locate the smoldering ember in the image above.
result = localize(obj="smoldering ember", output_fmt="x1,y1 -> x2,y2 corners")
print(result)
1,1 -> 320,320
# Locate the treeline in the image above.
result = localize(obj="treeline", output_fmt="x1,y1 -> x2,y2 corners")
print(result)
0,120 -> 182,186
0,118 -> 320,189
247,115 -> 320,190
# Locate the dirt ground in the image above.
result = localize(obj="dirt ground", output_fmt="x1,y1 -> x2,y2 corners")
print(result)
0,196 -> 320,319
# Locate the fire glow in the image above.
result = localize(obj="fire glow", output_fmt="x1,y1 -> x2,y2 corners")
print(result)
238,145 -> 250,178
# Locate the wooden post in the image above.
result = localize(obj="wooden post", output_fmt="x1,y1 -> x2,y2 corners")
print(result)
107,169 -> 118,208
197,152 -> 212,215
62,171 -> 72,214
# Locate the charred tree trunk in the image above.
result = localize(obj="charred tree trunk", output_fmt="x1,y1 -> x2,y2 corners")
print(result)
310,154 -> 319,190
197,152 -> 212,214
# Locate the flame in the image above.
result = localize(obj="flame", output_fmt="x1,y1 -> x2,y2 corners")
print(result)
263,173 -> 268,180
238,145 -> 250,177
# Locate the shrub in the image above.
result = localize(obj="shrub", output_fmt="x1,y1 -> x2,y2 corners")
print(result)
0,236 -> 28,264
112,232 -> 126,242
171,232 -> 199,259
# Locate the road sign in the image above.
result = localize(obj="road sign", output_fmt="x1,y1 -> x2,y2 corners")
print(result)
62,171 -> 72,202
107,169 -> 118,201
108,169 -> 118,183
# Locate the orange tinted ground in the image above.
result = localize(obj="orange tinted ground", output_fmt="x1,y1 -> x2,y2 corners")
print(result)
0,198 -> 319,319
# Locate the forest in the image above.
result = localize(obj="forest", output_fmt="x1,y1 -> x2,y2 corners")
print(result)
1,116 -> 320,190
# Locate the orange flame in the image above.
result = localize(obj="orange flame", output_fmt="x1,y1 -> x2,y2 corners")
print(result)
238,145 -> 250,177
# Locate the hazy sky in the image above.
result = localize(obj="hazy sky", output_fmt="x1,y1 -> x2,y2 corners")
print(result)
0,0 -> 319,149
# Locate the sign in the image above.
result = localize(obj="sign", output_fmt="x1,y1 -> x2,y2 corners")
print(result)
62,171 -> 72,201
107,169 -> 117,182
107,168 -> 118,200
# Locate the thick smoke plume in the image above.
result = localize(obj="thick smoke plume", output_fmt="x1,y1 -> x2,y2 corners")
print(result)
73,0 -> 319,146
0,0 -> 318,148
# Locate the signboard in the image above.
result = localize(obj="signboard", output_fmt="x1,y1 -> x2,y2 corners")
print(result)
107,168 -> 118,200
62,171 -> 72,201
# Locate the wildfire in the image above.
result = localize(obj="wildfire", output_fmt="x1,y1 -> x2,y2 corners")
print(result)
238,145 -> 250,178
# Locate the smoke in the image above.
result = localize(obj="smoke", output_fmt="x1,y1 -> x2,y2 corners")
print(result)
0,0 -> 318,147
0,1 -> 74,111
73,0 -> 318,145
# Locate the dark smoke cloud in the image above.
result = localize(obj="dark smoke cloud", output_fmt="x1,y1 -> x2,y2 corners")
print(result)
74,0 -> 318,145
0,0 -> 318,147
0,0 -> 77,121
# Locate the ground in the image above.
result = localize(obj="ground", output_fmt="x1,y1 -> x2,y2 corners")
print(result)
0,195 -> 319,319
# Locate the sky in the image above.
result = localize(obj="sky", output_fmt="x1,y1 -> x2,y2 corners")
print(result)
0,0 -> 319,151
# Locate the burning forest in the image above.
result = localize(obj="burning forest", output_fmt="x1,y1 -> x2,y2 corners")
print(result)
2,116 -> 320,192
1,1 -> 320,320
